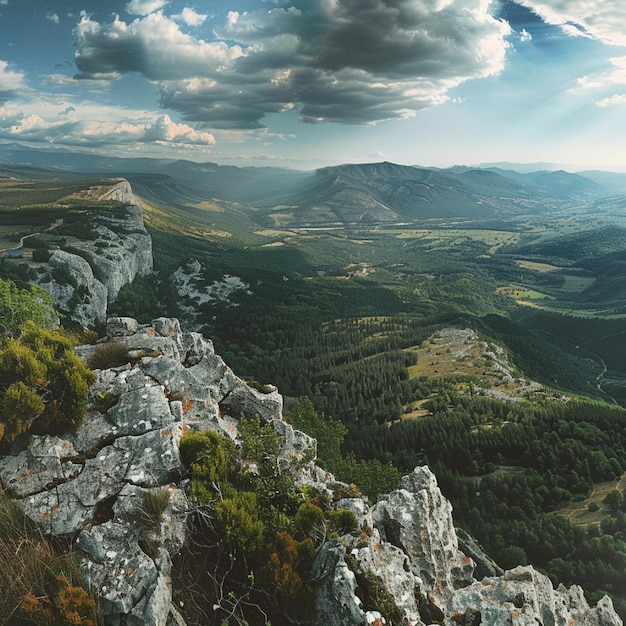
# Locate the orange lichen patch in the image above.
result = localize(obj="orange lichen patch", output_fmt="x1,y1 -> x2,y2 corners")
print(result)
182,400 -> 193,415
41,503 -> 59,521
373,543 -> 380,552
124,569 -> 135,576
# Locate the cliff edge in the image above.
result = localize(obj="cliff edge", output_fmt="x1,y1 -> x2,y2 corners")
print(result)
35,179 -> 153,328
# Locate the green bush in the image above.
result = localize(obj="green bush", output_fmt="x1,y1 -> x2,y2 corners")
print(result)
0,323 -> 95,441
32,247 -> 52,262
180,429 -> 236,493
215,491 -> 265,554
0,277 -> 55,337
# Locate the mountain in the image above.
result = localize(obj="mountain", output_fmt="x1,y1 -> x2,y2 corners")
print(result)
0,145 -> 611,227
249,161 -> 608,227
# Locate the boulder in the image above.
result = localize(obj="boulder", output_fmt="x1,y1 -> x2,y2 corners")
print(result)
371,466 -> 475,608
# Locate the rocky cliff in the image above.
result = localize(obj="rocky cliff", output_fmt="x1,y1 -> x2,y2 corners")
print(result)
0,317 -> 621,626
36,179 -> 152,327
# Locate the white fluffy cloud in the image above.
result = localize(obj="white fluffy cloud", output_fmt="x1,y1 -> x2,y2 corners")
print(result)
46,12 -> 59,24
0,104 -> 215,147
0,60 -> 26,100
596,93 -> 626,107
517,1 -> 626,47
173,7 -> 207,27
73,0 -> 511,128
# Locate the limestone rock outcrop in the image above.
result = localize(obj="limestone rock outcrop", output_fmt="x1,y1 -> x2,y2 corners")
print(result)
40,248 -> 109,327
36,179 -> 152,327
313,465 -> 622,626
0,316 -> 315,626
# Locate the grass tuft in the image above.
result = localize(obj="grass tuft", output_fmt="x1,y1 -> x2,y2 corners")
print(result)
87,341 -> 130,370
137,488 -> 171,529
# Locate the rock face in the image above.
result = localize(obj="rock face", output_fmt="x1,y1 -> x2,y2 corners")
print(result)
0,317 -> 622,626
39,249 -> 109,328
36,179 -> 152,327
0,317 -> 315,626
312,466 -> 623,626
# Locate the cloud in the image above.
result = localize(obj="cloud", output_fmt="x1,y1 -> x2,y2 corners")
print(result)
125,0 -> 170,16
596,93 -> 626,107
0,104 -> 215,147
74,11 -> 243,80
520,28 -> 532,42
575,56 -> 626,90
46,12 -> 59,24
0,60 -> 26,100
172,7 -> 207,27
73,0 -> 511,128
143,114 -> 215,144
516,1 -> 626,47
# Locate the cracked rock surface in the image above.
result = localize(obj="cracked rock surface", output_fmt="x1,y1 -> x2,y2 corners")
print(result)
0,316 -> 312,626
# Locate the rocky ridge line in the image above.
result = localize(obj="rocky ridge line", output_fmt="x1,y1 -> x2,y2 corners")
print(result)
0,317 -> 621,626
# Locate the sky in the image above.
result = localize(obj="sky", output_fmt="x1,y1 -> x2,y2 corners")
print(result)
1,0 -> 626,171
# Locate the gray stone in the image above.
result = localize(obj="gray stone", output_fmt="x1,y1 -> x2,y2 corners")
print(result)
107,317 -> 139,337
220,380 -> 283,423
371,466 -> 474,607
0,435 -> 79,498
445,566 -> 623,626
38,249 -> 108,327
311,541 -> 367,626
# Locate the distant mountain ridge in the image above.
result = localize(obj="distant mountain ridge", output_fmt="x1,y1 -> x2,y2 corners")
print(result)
0,143 -> 616,227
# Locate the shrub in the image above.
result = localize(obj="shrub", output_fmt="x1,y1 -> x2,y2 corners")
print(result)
87,341 -> 130,370
0,323 -> 96,441
0,277 -> 55,337
294,500 -> 325,539
327,508 -> 359,535
32,247 -> 52,262
180,430 -> 236,492
215,492 -> 265,554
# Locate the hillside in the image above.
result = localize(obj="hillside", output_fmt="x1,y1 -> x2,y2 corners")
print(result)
3,167 -> 626,622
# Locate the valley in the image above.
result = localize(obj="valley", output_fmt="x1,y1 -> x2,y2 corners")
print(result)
3,150 -> 626,617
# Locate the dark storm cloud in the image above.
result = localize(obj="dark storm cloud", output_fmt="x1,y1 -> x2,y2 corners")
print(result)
73,1 -> 511,128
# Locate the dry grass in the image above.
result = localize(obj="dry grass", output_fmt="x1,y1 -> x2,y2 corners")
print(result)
87,341 -> 130,370
0,490 -> 98,624
137,488 -> 171,529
